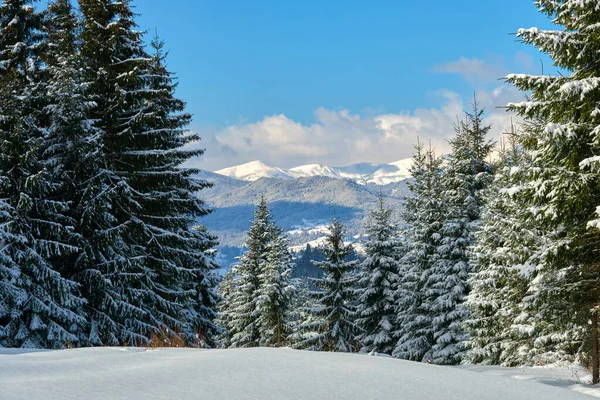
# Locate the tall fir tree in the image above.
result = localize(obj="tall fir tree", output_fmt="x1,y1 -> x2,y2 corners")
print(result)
224,197 -> 274,348
125,32 -> 221,345
464,125 -> 537,366
287,278 -> 312,347
393,140 -> 445,361
423,100 -> 494,364
300,218 -> 358,352
354,197 -> 402,354
256,225 -> 295,347
74,0 -> 155,346
71,0 -> 218,346
0,0 -> 85,348
505,0 -> 600,381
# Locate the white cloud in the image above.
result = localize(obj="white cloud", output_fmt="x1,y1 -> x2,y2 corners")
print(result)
432,57 -> 507,83
186,85 -> 523,171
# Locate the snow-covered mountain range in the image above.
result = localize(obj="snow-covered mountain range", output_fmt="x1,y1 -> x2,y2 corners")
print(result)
215,158 -> 413,185
198,158 -> 414,270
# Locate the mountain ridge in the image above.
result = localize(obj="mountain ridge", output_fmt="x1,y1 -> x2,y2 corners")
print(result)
214,158 -> 413,185
198,158 -> 413,269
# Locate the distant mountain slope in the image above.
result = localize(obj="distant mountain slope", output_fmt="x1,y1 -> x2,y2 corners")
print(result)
214,158 -> 412,185
197,173 -> 409,250
196,159 -> 412,269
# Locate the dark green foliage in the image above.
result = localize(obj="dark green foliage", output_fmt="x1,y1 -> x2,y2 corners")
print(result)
0,0 -> 85,348
300,218 -> 358,352
0,0 -> 219,348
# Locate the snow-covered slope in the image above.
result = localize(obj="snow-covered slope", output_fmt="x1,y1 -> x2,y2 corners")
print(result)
197,174 -> 409,251
288,164 -> 341,179
0,347 -> 596,400
215,160 -> 293,181
215,158 -> 413,185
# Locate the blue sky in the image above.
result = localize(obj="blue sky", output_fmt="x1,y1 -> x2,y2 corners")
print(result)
138,1 -> 554,169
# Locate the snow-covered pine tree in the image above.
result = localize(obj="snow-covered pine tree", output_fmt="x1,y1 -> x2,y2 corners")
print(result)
464,124 -> 537,366
504,119 -> 584,366
41,2 -> 102,345
256,224 -> 295,347
427,99 -> 494,364
74,0 -> 219,346
73,0 -> 149,346
74,0 -> 165,346
224,198 -> 273,348
125,32 -> 221,346
393,140 -> 445,361
42,0 -> 95,219
505,1 -> 600,381
354,196 -> 402,354
301,218 -> 358,352
0,0 -> 85,348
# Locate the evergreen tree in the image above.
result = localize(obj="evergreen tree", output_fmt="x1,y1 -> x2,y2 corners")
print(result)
427,101 -> 494,364
464,125 -> 536,366
354,197 -> 402,354
301,218 -> 358,352
224,198 -> 273,348
0,0 -> 85,348
128,33 -> 221,346
73,0 -> 153,346
505,0 -> 600,381
71,0 -> 218,346
393,140 -> 445,361
256,225 -> 295,347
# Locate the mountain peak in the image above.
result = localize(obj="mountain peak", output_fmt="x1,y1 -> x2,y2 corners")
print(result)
215,160 -> 292,181
214,158 -> 414,185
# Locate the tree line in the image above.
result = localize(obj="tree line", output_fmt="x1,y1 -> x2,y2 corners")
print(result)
219,2 -> 600,381
218,96 -> 598,381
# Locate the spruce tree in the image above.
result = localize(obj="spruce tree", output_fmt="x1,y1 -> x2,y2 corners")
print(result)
287,278 -> 312,347
72,0 -> 151,346
215,271 -> 236,348
72,0 -> 218,346
354,197 -> 402,354
0,0 -> 85,348
424,101 -> 494,364
256,225 -> 295,347
224,198 -> 273,348
506,0 -> 600,381
301,218 -> 358,352
464,126 -> 535,366
393,140 -> 445,361
127,33 -> 221,345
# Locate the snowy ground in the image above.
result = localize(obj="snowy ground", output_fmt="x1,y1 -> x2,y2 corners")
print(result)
458,364 -> 600,398
1,347 -> 598,400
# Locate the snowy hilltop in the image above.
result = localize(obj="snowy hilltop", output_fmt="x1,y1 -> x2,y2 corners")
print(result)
215,158 -> 413,185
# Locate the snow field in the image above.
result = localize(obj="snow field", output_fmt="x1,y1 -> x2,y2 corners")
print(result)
0,347 -> 597,400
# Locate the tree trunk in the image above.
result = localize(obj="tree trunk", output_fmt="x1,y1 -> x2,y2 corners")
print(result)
592,310 -> 599,385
